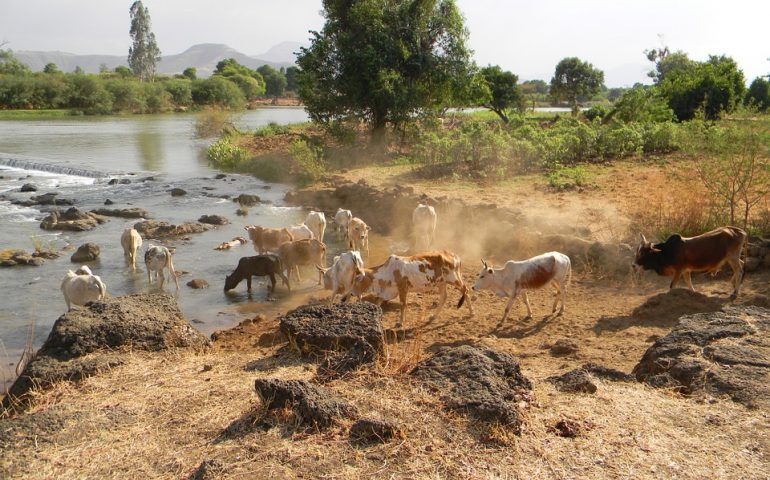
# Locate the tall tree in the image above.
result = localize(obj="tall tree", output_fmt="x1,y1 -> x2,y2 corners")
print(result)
128,1 -> 161,82
257,65 -> 287,97
549,57 -> 604,116
296,0 -> 474,139
479,65 -> 522,123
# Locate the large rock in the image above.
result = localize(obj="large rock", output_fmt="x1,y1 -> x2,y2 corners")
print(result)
170,188 -> 187,197
349,417 -> 404,444
198,214 -> 229,225
0,250 -> 45,267
70,242 -> 100,262
20,183 -> 37,192
3,294 -> 209,411
279,302 -> 384,355
233,193 -> 260,206
411,345 -> 532,431
18,192 -> 74,206
40,208 -> 108,231
134,220 -> 213,239
254,378 -> 357,428
90,207 -> 150,219
633,306 -> 770,408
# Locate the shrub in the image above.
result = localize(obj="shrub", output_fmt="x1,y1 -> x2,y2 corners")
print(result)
640,122 -> 679,154
547,165 -> 591,190
288,139 -> 326,186
207,137 -> 246,169
583,105 -> 608,122
162,79 -> 192,107
254,122 -> 291,137
597,124 -> 643,159
194,107 -> 234,138
105,79 -> 144,113
192,76 -> 245,109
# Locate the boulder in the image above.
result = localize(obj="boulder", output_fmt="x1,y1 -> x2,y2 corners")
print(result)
170,188 -> 187,197
317,339 -> 377,381
550,338 -> 579,356
3,293 -> 209,411
236,208 -> 248,216
187,279 -> 209,289
40,208 -> 108,232
233,194 -> 260,206
104,199 -> 114,205
548,369 -> 597,394
349,417 -> 404,444
214,173 -> 227,180
279,302 -> 384,355
13,192 -> 74,207
411,345 -> 532,431
0,250 -> 45,267
254,378 -> 357,428
90,207 -> 150,219
633,306 -> 770,408
70,243 -> 100,262
20,183 -> 37,192
198,214 -> 229,225
133,220 -> 213,239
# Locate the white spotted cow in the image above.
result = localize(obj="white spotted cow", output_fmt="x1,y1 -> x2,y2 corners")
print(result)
347,217 -> 371,258
333,208 -> 353,241
305,211 -> 326,243
145,245 -> 180,290
317,250 -> 364,304
120,227 -> 143,271
412,204 -> 437,251
345,250 -> 473,324
473,252 -> 571,322
60,266 -> 107,311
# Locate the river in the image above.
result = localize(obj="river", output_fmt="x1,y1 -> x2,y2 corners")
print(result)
0,107 -> 324,390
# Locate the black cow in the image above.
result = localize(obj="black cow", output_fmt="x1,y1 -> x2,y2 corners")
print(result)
224,254 -> 290,292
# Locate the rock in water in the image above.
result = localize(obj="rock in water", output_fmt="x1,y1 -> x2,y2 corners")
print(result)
90,207 -> 150,219
411,345 -> 532,431
70,243 -> 101,262
633,306 -> 770,408
170,188 -> 187,197
186,279 -> 209,289
20,183 -> 37,192
198,214 -> 229,225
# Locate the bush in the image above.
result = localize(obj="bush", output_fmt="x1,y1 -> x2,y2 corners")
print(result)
207,137 -> 246,169
142,83 -> 171,113
105,79 -> 144,113
288,139 -> 326,186
194,107 -> 235,138
254,122 -> 291,137
597,124 -> 643,159
67,74 -> 113,114
583,105 -> 608,122
640,122 -> 679,154
162,79 -> 192,107
547,165 -> 591,190
192,76 -> 245,109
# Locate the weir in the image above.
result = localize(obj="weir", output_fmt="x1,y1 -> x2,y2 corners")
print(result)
0,154 -> 108,178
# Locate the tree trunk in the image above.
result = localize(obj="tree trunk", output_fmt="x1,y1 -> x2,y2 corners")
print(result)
571,97 -> 579,117
370,111 -> 388,150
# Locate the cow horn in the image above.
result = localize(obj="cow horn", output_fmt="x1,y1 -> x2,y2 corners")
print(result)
315,264 -> 329,273
639,233 -> 647,244
481,258 -> 488,269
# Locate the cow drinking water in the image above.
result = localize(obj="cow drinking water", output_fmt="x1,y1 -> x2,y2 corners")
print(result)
224,254 -> 290,293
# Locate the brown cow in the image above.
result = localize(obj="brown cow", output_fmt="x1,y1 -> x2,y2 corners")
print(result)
634,226 -> 747,298
245,225 -> 294,254
277,238 -> 327,287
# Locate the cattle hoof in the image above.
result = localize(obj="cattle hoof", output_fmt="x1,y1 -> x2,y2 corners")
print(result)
729,293 -> 738,301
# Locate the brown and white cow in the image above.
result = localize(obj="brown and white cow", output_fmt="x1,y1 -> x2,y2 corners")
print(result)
473,252 -> 571,322
634,226 -> 747,298
277,238 -> 327,287
245,225 -> 294,254
120,228 -> 143,271
145,245 -> 179,290
347,217 -> 371,258
345,250 -> 473,324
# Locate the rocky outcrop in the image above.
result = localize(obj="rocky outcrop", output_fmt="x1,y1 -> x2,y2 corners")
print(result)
254,378 -> 357,429
13,192 -> 74,207
0,250 -> 46,267
198,214 -> 229,225
633,306 -> 770,408
232,194 -> 260,206
134,220 -> 213,239
2,294 -> 209,411
40,208 -> 108,231
70,243 -> 100,262
349,417 -> 404,444
411,345 -> 532,431
90,207 -> 151,219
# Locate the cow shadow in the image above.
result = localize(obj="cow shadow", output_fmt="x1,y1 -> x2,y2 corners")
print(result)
243,346 -> 308,372
492,313 -> 557,339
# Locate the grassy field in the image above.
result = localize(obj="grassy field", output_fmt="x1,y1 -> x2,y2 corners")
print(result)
0,109 -> 74,120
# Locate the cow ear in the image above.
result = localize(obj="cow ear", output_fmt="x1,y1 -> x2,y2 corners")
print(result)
366,226 -> 372,231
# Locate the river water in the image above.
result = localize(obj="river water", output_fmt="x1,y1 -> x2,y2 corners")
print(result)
0,107 -> 327,389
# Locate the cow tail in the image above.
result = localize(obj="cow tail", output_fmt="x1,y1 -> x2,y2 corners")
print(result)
457,290 -> 467,309
566,260 -> 573,288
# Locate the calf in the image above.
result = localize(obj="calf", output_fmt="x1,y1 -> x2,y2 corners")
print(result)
473,252 -> 571,322
224,254 -> 290,293
347,217 -> 371,258
245,225 -> 294,254
61,266 -> 107,311
287,224 -> 314,241
214,236 -> 248,250
634,226 -> 747,298
333,208 -> 353,241
317,250 -> 364,304
278,238 -> 327,287
412,204 -> 437,251
345,250 -> 473,324
305,211 -> 327,242
120,227 -> 143,271
145,245 -> 179,290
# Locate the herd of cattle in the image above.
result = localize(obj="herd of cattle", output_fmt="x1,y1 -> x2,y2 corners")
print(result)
60,202 -> 750,323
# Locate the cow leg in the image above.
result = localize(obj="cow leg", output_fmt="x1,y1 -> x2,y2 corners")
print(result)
669,271 -> 682,289
727,257 -> 743,299
683,271 -> 695,291
398,284 -> 409,325
159,270 -> 165,289
247,275 -> 253,291
280,272 -> 291,292
522,291 -> 533,319
432,283 -> 448,320
501,288 -> 520,323
552,280 -> 565,315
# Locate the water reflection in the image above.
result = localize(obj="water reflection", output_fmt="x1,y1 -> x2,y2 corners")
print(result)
136,129 -> 163,171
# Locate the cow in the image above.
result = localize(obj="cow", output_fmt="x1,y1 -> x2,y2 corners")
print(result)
412,204 -> 437,251
287,224 -> 314,241
633,226 -> 747,299
317,250 -> 364,304
120,227 -> 143,271
245,225 -> 294,254
305,211 -> 327,242
277,238 -> 327,287
224,254 -> 290,293
145,245 -> 179,290
214,236 -> 248,250
473,252 -> 572,323
344,250 -> 473,324
347,217 -> 371,258
333,208 -> 353,241
61,266 -> 107,311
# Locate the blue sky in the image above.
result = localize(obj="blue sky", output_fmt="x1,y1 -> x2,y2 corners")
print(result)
1,0 -> 768,87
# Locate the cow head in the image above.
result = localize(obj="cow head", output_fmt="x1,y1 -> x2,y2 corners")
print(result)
224,273 -> 240,291
316,265 -> 333,290
473,259 -> 495,291
348,270 -> 374,297
634,233 -> 662,272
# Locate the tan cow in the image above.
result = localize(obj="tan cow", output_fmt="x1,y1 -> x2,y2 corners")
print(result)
120,228 -> 143,271
245,225 -> 294,254
277,238 -> 327,287
347,217 -> 371,258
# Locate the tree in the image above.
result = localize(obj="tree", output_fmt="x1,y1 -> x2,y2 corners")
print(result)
213,58 -> 265,98
520,79 -> 549,95
285,66 -> 300,92
114,65 -> 133,78
478,65 -> 522,123
745,77 -> 770,112
43,63 -> 60,74
549,57 -> 604,115
257,65 -> 287,97
296,0 -> 474,139
182,67 -> 197,81
128,1 -> 161,82
0,49 -> 30,75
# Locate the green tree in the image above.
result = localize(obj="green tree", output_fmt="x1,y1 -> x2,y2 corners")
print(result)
745,77 -> 770,112
213,58 -> 266,97
191,76 -> 245,109
478,65 -> 522,123
0,49 -> 31,75
43,63 -> 60,74
285,66 -> 300,91
521,79 -> 549,95
182,67 -> 197,80
128,1 -> 161,82
645,47 -> 695,84
114,65 -> 133,78
609,86 -> 674,123
550,57 -> 604,115
257,64 -> 287,97
296,0 -> 474,139
67,74 -> 113,114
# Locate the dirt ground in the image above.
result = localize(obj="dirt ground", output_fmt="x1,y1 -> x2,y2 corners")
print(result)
3,160 -> 770,479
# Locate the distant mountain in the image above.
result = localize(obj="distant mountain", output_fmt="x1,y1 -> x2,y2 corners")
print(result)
252,41 -> 305,64
13,43 -> 296,77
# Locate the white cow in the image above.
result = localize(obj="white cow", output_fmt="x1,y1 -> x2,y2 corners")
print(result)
333,208 -> 353,241
120,227 -> 143,271
473,251 -> 571,322
61,266 -> 107,311
287,224 -> 314,241
317,250 -> 364,304
305,211 -> 326,243
145,245 -> 179,290
412,204 -> 437,251
347,217 -> 371,258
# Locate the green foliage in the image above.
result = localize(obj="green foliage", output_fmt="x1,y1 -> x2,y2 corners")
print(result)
596,124 -> 643,159
610,87 -> 674,123
128,1 -> 161,81
114,66 -> 133,78
213,59 -> 266,98
285,66 -> 300,91
550,57 -> 605,115
258,65 -> 287,97
288,138 -> 326,185
745,77 -> 770,112
194,107 -> 235,138
297,0 -> 474,136
182,67 -> 197,81
583,105 -> 609,122
43,63 -> 60,74
142,82 -> 171,113
254,122 -> 291,137
547,165 -> 590,190
479,65 -> 523,123
105,78 -> 145,112
162,79 -> 192,107
0,49 -> 31,75
191,76 -> 246,109
67,74 -> 113,114
207,137 -> 246,169
646,48 -> 695,84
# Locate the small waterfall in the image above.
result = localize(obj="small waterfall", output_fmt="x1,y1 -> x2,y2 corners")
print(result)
0,155 -> 107,178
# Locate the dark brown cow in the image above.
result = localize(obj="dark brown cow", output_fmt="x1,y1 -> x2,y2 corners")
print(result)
634,226 -> 747,298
